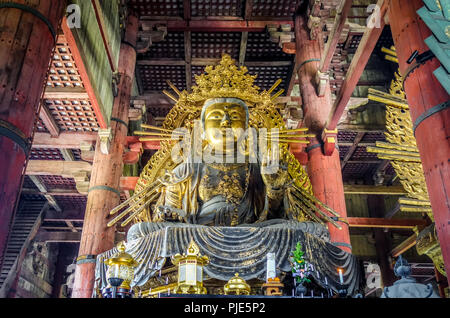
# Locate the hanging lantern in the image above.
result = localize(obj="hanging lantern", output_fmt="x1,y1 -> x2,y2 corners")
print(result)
224,273 -> 251,296
171,240 -> 209,295
104,241 -> 139,298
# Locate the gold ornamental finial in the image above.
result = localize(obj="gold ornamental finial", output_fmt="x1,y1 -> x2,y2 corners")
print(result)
224,273 -> 251,295
188,54 -> 279,106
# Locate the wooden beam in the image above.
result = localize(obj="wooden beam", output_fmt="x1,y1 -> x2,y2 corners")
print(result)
336,123 -> 386,132
239,32 -> 249,66
341,132 -> 365,171
39,102 -> 60,138
347,217 -> 428,229
185,31 -> 192,91
34,231 -> 82,243
28,176 -> 62,212
137,59 -> 186,66
21,189 -> 86,197
142,20 -> 294,32
43,87 -> 89,99
26,160 -> 92,177
60,149 -> 75,161
33,132 -> 97,149
344,184 -> 407,195
320,0 -> 353,72
184,0 -> 191,20
325,0 -> 388,131
65,221 -> 78,233
391,234 -> 418,257
91,0 -> 116,73
244,0 -> 253,20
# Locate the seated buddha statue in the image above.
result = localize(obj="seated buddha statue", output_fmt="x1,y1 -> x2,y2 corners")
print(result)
97,55 -> 362,296
153,97 -> 293,227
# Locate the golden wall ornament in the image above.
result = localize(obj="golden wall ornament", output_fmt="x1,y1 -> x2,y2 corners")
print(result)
416,224 -> 447,277
367,48 -> 432,217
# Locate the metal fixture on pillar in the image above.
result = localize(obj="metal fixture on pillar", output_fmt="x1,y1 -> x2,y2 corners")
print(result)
102,242 -> 138,298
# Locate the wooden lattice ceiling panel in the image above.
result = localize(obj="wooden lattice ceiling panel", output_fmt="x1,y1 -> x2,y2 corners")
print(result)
343,162 -> 378,180
55,196 -> 87,211
251,0 -> 303,18
247,65 -> 291,93
44,99 -> 100,133
352,146 -> 379,160
139,65 -> 187,91
339,146 -> 351,161
129,0 -> 184,18
23,176 -> 39,191
38,176 -> 77,191
35,117 -> 50,134
191,0 -> 244,17
140,32 -> 185,60
30,148 -> 64,161
361,132 -> 386,143
71,149 -> 83,161
47,37 -> 84,89
338,131 -> 358,143
191,32 -> 241,59
246,32 -> 293,61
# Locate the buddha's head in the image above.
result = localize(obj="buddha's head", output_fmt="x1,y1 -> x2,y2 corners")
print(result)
201,98 -> 249,152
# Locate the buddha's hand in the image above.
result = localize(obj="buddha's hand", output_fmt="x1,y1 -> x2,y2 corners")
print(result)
261,156 -> 290,190
157,205 -> 186,221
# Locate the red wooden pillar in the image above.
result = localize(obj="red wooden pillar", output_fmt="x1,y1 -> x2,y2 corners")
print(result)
295,15 -> 351,253
0,0 -> 66,271
388,0 -> 450,283
71,14 -> 138,298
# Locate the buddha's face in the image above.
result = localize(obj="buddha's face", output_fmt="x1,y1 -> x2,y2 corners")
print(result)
203,103 -> 247,151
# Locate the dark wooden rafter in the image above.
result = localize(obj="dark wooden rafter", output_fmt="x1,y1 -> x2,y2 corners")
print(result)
185,31 -> 192,90
28,176 -> 62,212
138,59 -> 293,67
239,32 -> 249,66
39,102 -> 60,138
325,0 -> 388,131
244,0 -> 253,20
341,132 -> 365,171
347,217 -> 428,229
391,234 -> 418,257
141,20 -> 294,32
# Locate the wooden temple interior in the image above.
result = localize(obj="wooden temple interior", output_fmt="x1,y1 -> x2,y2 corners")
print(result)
0,0 -> 448,299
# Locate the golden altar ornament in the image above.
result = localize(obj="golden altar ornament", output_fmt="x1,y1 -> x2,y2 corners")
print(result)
171,241 -> 209,295
104,241 -> 139,289
224,273 -> 251,295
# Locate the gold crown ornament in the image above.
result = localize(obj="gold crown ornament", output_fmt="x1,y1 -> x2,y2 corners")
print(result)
164,54 -> 284,108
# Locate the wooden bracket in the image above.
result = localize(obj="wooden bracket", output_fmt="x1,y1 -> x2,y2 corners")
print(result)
322,128 -> 338,156
315,71 -> 329,97
98,128 -> 113,155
